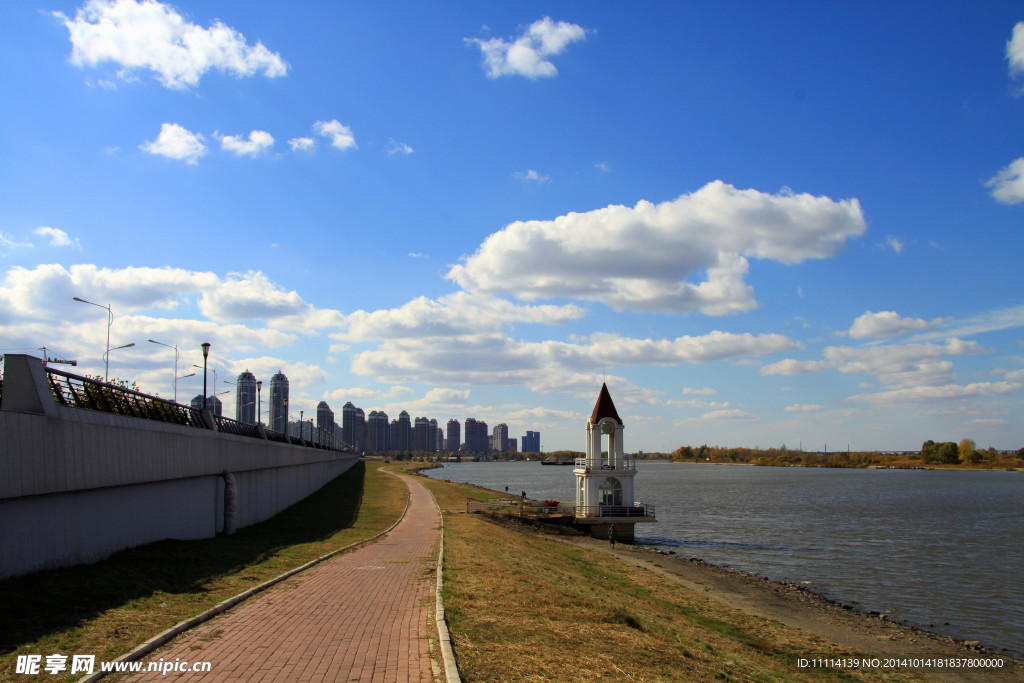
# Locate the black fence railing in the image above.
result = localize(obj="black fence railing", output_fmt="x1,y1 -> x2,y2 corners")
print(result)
43,366 -> 349,452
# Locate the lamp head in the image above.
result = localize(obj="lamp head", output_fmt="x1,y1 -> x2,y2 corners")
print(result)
257,380 -> 262,390
201,342 -> 211,358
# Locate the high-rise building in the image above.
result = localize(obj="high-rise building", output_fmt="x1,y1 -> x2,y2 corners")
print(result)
509,437 -> 517,453
269,370 -> 289,433
354,407 -> 366,450
463,418 -> 488,453
413,417 -> 430,452
191,394 -> 223,416
522,431 -> 540,453
367,410 -> 389,452
428,419 -> 439,453
342,402 -> 358,449
391,411 -> 412,452
492,423 -> 509,453
317,401 -> 335,446
446,419 -> 460,453
235,370 -> 257,424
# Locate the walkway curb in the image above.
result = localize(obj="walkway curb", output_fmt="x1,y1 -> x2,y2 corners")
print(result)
78,477 -> 412,682
424,482 -> 462,683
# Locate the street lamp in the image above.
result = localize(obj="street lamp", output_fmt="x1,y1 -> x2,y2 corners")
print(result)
174,371 -> 195,401
102,343 -> 135,379
73,297 -> 113,381
148,339 -> 179,402
201,343 -> 211,410
257,380 -> 262,425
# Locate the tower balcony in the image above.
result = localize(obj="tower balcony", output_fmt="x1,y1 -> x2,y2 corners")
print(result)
574,458 -> 636,473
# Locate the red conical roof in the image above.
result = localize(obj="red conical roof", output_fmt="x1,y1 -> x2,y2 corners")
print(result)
590,383 -> 622,424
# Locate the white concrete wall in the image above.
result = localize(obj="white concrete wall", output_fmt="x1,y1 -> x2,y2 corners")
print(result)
0,355 -> 359,579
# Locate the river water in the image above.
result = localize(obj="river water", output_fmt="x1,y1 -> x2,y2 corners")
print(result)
424,461 -> 1024,657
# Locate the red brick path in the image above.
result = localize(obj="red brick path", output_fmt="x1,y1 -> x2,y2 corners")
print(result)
125,472 -> 441,682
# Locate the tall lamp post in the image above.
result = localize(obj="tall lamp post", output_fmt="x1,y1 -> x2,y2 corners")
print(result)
72,297 -> 113,381
102,343 -> 135,378
201,343 -> 211,410
175,371 -> 195,400
257,380 -> 262,425
148,339 -> 179,402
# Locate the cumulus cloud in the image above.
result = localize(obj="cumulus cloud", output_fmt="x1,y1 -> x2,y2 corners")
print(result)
350,326 -> 798,391
785,403 -> 824,412
447,181 -> 866,314
140,122 -> 206,164
198,271 -> 306,322
314,119 -> 356,151
849,369 -> 1024,404
56,0 -> 287,89
386,139 -> 413,155
220,130 -> 274,157
762,339 -> 986,388
34,227 -> 81,249
466,16 -> 587,79
1008,21 -> 1024,77
986,157 -> 1024,204
682,386 -> 717,396
335,292 -> 585,342
513,169 -> 550,183
288,137 -> 315,152
848,310 -> 946,339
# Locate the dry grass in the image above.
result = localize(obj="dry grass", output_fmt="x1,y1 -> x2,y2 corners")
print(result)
0,460 -> 407,682
413,470 -> 921,683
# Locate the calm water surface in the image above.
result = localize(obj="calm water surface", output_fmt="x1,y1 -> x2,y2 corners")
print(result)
425,461 -> 1024,657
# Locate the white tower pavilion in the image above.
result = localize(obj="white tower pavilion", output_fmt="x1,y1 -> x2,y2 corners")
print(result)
573,383 -> 654,541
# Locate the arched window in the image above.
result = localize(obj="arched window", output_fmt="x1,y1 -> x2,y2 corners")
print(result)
599,477 -> 622,506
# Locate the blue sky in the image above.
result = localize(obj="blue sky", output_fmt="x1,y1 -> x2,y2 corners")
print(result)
2,0 -> 1023,452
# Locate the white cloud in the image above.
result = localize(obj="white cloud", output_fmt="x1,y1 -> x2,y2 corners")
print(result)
762,339 -> 986,388
198,271 -> 306,322
880,235 -> 904,253
335,292 -> 585,342
1008,21 -> 1024,77
785,403 -> 824,412
466,16 -> 587,79
0,234 -> 33,250
849,369 -> 1024,404
848,310 -> 945,339
595,162 -> 611,173
676,409 -> 758,425
447,181 -> 866,314
386,139 -> 413,155
682,386 -> 717,396
33,226 -> 78,248
288,137 -> 315,152
56,0 -> 287,90
220,130 -> 274,157
907,304 -> 1024,342
513,169 -> 550,183
314,119 -> 356,151
140,123 -> 206,164
986,157 -> 1024,204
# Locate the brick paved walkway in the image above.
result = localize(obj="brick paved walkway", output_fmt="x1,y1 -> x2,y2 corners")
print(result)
125,471 -> 441,682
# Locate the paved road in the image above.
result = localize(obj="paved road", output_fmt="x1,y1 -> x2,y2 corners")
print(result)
123,471 -> 441,682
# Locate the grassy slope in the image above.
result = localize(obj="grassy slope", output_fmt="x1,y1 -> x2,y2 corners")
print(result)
0,460 -> 406,682
416,468 -> 920,682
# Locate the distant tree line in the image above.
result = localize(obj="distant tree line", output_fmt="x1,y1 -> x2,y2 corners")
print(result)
667,441 -> 1023,469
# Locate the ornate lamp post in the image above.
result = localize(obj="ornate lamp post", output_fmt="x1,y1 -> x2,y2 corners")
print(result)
72,297 -> 113,381
257,380 -> 262,425
201,343 -> 211,410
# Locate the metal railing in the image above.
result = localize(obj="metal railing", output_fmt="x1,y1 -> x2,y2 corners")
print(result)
467,500 -> 654,519
48,367 -> 206,428
43,366 -> 347,452
574,458 -> 637,471
574,504 -> 655,519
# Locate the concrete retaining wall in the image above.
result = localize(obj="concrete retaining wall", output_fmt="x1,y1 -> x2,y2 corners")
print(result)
0,355 -> 359,579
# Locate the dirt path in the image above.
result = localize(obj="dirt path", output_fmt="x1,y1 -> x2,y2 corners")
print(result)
563,536 -> 1023,683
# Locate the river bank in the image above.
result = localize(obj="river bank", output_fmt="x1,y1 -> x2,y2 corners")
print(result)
413,464 -> 1024,681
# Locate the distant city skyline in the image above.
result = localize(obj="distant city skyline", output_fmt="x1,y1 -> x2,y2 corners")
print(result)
2,3 -> 1022,452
